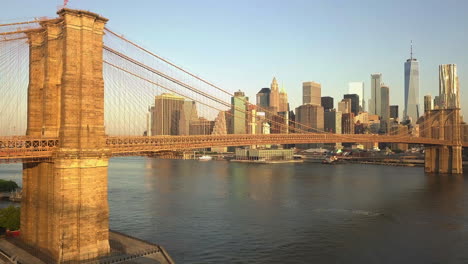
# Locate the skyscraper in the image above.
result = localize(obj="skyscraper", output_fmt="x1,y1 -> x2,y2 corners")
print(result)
344,94 -> 360,115
424,95 -> 433,112
370,73 -> 382,116
179,100 -> 198,135
380,85 -> 390,133
348,82 -> 365,111
256,88 -> 270,108
390,105 -> 399,119
324,110 -> 342,133
381,85 -> 390,121
279,86 -> 289,112
231,90 -> 248,134
303,82 -> 321,105
269,77 -> 280,111
438,64 -> 459,109
295,104 -> 324,133
338,98 -> 351,114
152,93 -> 185,136
404,44 -> 420,122
342,113 -> 355,134
321,96 -> 334,111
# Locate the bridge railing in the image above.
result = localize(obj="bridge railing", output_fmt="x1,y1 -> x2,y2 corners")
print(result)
0,134 -> 460,161
0,136 -> 58,162
106,134 -> 454,155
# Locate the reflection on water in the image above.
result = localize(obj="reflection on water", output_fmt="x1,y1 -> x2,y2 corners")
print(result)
0,159 -> 466,263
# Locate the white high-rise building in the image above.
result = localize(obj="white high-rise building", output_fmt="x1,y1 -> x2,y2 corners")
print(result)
404,44 -> 420,123
348,82 -> 365,112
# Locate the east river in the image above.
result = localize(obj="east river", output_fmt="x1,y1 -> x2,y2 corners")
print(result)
1,158 -> 467,263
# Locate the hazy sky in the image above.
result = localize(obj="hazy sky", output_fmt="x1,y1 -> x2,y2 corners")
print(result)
2,0 -> 467,116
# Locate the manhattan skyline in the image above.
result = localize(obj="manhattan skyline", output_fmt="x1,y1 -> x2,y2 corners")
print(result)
1,0 -> 467,117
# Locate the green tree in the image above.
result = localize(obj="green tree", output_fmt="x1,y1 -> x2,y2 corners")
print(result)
0,206 -> 20,230
0,180 -> 18,192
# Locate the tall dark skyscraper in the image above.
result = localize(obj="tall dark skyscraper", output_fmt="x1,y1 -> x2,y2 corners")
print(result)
256,88 -> 270,108
321,96 -> 334,111
344,94 -> 360,115
404,43 -> 420,122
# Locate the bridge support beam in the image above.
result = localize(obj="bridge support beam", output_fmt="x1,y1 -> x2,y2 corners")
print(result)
21,8 -> 110,263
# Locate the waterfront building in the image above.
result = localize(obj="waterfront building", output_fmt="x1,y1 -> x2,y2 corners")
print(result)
338,98 -> 351,114
321,96 -> 334,111
269,77 -> 280,111
349,82 -> 365,111
303,81 -> 321,105
390,105 -> 399,120
424,95 -> 433,112
324,110 -> 342,134
438,64 -> 459,109
295,104 -> 324,132
151,93 -> 185,136
344,94 -> 360,115
231,90 -> 248,134
256,88 -> 270,108
404,45 -> 420,122
235,148 -> 294,161
370,73 -> 382,116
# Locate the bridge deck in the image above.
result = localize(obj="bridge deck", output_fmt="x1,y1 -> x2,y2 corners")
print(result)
0,134 -> 462,163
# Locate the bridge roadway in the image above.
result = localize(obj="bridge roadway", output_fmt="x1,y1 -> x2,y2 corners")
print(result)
0,134 -> 462,163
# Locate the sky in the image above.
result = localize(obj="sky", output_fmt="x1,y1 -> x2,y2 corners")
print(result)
1,0 -> 467,117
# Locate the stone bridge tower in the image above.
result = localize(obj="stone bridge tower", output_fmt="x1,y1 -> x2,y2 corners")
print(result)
421,108 -> 463,174
22,9 -> 110,262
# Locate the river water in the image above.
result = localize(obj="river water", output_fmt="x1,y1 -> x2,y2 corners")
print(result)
1,158 -> 467,263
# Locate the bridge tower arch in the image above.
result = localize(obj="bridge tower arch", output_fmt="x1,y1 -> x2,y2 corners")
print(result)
423,108 -> 462,174
22,8 -> 110,262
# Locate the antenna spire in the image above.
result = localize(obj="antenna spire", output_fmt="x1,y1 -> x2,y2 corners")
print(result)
410,40 -> 413,60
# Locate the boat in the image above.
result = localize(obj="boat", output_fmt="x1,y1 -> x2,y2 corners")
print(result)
198,155 -> 213,161
322,156 -> 338,164
9,189 -> 21,202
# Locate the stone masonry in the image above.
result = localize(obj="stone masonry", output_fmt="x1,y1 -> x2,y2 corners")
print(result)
421,108 -> 463,174
22,8 -> 111,262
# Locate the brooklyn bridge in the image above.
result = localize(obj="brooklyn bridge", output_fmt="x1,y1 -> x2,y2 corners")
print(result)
0,8 -> 466,263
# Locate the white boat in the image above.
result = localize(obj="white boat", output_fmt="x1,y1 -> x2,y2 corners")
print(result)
198,155 -> 213,161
